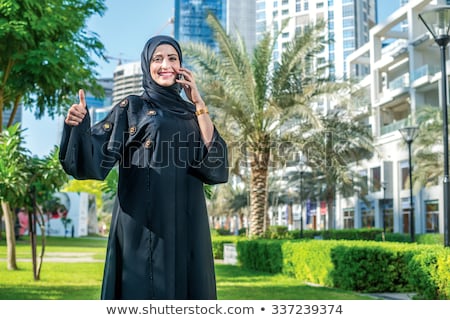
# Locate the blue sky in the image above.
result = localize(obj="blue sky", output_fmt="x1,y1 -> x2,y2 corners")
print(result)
87,0 -> 174,78
22,0 -> 400,158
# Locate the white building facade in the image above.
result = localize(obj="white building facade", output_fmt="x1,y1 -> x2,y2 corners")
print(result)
343,0 -> 450,236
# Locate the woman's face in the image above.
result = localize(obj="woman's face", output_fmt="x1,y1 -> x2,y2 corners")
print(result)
150,44 -> 181,87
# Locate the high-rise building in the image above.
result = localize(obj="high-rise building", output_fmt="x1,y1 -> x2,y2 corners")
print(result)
227,0 -> 257,52
174,0 -> 256,52
174,0 -> 227,50
259,0 -> 377,80
111,62 -> 143,106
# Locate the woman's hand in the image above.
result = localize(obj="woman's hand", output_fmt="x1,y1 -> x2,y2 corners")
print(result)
175,67 -> 205,107
65,89 -> 87,126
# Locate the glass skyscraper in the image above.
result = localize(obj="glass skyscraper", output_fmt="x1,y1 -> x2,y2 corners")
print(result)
174,0 -> 227,50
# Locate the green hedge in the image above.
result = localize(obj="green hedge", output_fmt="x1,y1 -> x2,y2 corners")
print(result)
408,248 -> 450,299
329,242 -> 417,293
211,235 -> 240,259
236,239 -> 284,273
232,238 -> 450,299
282,240 -> 336,287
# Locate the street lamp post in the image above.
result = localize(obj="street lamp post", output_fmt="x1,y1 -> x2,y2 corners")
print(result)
419,6 -> 450,247
399,126 -> 418,242
298,155 -> 306,238
300,171 -> 304,238
381,181 -> 387,240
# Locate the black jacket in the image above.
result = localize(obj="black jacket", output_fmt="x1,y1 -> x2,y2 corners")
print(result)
59,95 -> 228,299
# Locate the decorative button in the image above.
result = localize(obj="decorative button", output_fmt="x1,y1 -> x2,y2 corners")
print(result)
144,139 -> 152,148
120,99 -> 128,107
129,126 -> 136,135
147,110 -> 156,116
102,122 -> 112,131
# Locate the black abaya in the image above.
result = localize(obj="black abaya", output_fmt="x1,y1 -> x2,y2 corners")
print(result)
59,94 -> 228,299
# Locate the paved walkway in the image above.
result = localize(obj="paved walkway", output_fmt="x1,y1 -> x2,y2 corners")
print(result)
0,252 -> 104,263
364,292 -> 415,300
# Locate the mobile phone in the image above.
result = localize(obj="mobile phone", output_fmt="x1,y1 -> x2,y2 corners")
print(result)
177,74 -> 184,80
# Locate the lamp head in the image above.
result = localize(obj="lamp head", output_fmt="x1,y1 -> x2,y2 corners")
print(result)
399,126 -> 419,144
419,6 -> 450,47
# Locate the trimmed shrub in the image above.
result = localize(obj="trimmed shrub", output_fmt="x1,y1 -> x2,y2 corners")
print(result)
282,240 -> 335,287
236,239 -> 284,273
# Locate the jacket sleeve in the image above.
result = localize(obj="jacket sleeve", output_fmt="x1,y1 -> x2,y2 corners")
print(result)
59,104 -> 128,180
189,128 -> 229,185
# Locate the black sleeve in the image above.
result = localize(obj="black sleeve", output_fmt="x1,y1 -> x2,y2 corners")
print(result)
59,105 -> 128,180
189,128 -> 229,185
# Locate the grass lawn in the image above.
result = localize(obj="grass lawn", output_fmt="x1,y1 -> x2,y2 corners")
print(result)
0,236 -> 373,300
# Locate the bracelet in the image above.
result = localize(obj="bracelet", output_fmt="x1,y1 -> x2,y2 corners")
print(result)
195,108 -> 209,116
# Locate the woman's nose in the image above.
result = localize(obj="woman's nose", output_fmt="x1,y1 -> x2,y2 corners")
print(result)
161,58 -> 169,68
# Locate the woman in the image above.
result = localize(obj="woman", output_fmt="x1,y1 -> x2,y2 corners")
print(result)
59,35 -> 229,299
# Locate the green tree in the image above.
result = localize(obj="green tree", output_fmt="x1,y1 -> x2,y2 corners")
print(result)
0,0 -> 106,128
183,14 -> 344,236
22,146 -> 68,279
0,0 -> 106,271
0,123 -> 29,270
302,110 -> 374,229
0,125 -> 69,276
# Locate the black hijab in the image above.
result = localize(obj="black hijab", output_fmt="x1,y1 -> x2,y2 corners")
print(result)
141,35 -> 195,114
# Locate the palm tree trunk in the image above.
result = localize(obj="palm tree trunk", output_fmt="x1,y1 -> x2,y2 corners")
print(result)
1,201 -> 18,270
249,150 -> 270,236
327,187 -> 335,230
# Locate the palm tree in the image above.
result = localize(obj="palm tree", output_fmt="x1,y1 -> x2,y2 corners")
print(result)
183,14 -> 346,236
301,109 -> 375,229
414,105 -> 442,188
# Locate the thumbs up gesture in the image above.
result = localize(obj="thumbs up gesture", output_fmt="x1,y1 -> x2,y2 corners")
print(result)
65,89 -> 87,126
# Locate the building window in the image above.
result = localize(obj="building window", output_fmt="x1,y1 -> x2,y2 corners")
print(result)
342,18 -> 354,27
343,39 -> 355,49
282,9 -> 289,15
400,160 -> 409,190
342,5 -> 354,17
316,2 -> 324,8
371,166 -> 381,192
401,197 -> 413,234
343,208 -> 354,229
382,199 -> 394,232
361,203 -> 374,228
425,200 -> 440,233
343,29 -> 354,38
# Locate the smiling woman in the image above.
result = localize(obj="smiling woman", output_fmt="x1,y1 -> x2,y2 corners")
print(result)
59,35 -> 229,300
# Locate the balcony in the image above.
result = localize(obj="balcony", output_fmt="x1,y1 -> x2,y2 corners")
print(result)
412,64 -> 440,87
389,73 -> 409,91
376,73 -> 409,105
380,118 -> 408,135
